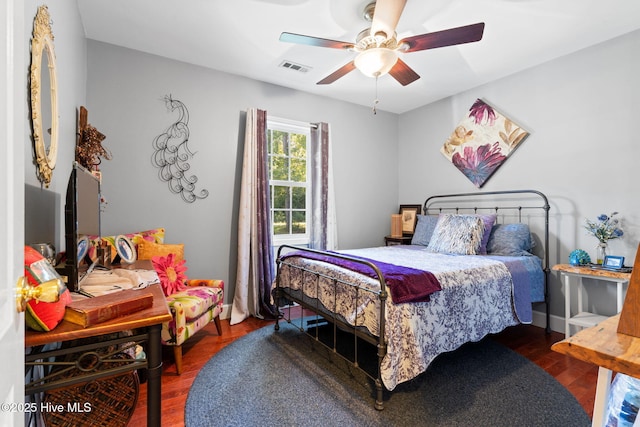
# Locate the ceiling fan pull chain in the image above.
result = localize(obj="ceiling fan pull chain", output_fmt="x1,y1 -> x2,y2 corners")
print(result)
372,74 -> 379,115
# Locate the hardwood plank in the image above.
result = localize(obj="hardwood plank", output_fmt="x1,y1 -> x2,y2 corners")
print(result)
129,319 -> 597,426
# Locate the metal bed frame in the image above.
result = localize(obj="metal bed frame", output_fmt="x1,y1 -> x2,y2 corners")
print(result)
274,189 -> 550,411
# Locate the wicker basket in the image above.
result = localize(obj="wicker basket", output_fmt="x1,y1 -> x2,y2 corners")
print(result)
42,352 -> 139,427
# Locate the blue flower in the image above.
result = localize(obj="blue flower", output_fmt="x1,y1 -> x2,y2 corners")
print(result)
584,212 -> 624,243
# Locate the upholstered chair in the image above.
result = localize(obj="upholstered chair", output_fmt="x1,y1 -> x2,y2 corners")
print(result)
160,279 -> 224,374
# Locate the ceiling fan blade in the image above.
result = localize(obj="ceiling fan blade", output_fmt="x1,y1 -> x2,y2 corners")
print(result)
399,22 -> 485,53
388,58 -> 420,86
317,61 -> 357,85
370,0 -> 407,40
280,32 -> 354,50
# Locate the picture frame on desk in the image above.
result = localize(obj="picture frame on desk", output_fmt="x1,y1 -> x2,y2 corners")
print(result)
399,204 -> 421,235
113,235 -> 137,264
604,255 -> 625,269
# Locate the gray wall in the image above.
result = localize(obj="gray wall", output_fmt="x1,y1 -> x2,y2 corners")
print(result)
398,29 -> 640,324
85,40 -> 398,305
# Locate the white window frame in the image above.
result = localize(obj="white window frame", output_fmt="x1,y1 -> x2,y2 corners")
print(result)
267,117 -> 311,248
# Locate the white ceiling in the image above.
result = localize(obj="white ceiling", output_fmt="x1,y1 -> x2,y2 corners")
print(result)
77,0 -> 640,114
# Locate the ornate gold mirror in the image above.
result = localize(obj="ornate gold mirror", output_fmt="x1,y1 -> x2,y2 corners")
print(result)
30,5 -> 59,187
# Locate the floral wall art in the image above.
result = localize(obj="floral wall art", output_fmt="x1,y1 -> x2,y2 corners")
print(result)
441,99 -> 529,188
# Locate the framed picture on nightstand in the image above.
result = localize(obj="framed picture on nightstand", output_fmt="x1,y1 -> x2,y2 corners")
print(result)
604,255 -> 625,269
399,204 -> 421,235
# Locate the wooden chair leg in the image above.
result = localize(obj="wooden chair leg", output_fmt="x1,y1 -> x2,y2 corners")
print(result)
173,345 -> 183,375
213,316 -> 222,336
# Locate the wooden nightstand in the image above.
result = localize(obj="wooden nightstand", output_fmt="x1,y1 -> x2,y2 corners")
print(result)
384,235 -> 412,246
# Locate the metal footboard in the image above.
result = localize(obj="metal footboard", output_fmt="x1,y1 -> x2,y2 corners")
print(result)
274,245 -> 388,410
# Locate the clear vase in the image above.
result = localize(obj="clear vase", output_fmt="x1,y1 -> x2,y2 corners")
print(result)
596,242 -> 608,265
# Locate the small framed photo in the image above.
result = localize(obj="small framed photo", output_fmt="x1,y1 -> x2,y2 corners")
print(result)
77,236 -> 90,263
603,255 -> 625,269
399,204 -> 422,235
114,235 -> 137,264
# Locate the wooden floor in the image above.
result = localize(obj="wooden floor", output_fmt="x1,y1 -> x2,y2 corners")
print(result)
128,318 -> 598,426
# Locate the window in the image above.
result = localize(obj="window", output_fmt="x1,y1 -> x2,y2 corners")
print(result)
267,118 -> 311,247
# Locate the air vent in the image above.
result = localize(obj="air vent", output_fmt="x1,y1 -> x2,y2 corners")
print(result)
279,60 -> 311,73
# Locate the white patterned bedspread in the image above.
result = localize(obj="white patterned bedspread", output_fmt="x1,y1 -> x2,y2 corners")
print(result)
276,246 -> 533,390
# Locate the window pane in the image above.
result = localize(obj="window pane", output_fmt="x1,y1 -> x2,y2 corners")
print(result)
290,158 -> 306,182
271,156 -> 288,180
272,186 -> 289,209
290,134 -> 307,158
291,187 -> 305,209
273,210 -> 289,235
292,211 -> 306,234
271,130 -> 286,155
268,120 -> 310,243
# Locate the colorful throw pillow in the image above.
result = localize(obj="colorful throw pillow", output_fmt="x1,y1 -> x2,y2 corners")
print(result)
411,215 -> 439,246
486,223 -> 534,256
87,228 -> 165,262
24,246 -> 72,332
152,253 -> 188,297
427,214 -> 485,255
137,241 -> 185,262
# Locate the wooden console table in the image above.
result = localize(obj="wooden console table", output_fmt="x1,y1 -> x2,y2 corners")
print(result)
552,314 -> 640,427
25,284 -> 171,427
553,264 -> 631,338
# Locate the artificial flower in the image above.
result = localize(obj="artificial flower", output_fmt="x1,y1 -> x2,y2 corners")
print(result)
584,212 -> 624,243
152,253 -> 188,296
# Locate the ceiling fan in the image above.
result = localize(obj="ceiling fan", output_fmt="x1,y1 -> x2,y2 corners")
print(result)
280,0 -> 485,86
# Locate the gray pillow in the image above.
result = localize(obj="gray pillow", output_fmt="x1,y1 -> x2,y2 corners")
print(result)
411,215 -> 439,246
486,223 -> 533,256
427,214 -> 485,255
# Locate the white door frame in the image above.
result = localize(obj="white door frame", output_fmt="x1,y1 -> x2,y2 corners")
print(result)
0,1 -> 27,426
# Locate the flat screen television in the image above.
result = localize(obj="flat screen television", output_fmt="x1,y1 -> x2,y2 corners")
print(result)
59,162 -> 101,292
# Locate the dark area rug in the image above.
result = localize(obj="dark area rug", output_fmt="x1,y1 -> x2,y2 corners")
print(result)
186,321 -> 590,427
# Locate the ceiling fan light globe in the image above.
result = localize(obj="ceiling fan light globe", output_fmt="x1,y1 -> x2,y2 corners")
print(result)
354,48 -> 398,78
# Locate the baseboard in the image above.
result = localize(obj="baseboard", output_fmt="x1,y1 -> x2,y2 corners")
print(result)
220,303 -> 231,320
531,309 -> 565,334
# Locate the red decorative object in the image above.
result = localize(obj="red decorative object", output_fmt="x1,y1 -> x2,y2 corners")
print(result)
152,253 -> 188,296
24,246 -> 72,331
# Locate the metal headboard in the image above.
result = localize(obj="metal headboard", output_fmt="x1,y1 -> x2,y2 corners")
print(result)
424,189 -> 551,332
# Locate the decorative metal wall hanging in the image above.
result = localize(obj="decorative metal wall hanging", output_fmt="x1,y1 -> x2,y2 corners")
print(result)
152,95 -> 209,203
440,99 -> 529,188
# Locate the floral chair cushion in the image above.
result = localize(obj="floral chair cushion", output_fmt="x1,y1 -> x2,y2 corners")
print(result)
161,279 -> 224,347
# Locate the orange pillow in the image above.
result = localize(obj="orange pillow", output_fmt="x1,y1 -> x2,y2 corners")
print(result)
137,241 -> 184,262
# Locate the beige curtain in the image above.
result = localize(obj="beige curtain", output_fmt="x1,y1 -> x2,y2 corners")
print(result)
310,122 -> 338,250
230,108 -> 276,325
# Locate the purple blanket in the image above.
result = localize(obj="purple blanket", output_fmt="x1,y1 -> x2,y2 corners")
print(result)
280,251 -> 442,304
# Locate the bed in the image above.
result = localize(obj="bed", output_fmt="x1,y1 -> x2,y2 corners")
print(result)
273,189 -> 550,410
